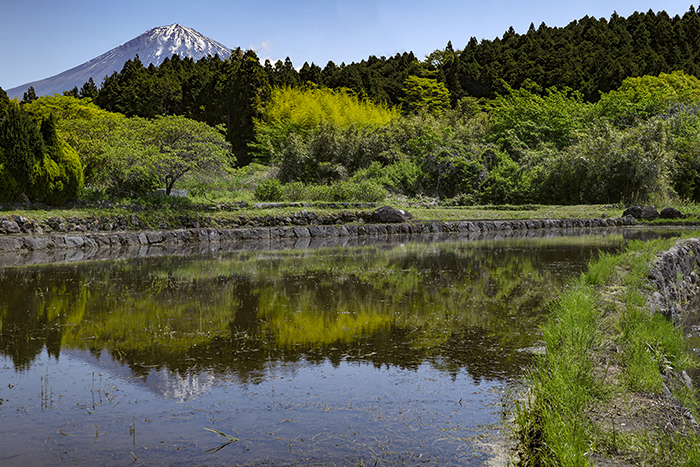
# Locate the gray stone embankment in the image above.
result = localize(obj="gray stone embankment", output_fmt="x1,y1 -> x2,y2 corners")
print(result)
0,216 -> 633,258
647,237 -> 700,328
644,238 -> 700,425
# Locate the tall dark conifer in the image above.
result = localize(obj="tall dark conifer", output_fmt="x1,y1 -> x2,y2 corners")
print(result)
79,78 -> 99,99
0,86 -> 10,116
0,102 -> 44,197
21,86 -> 38,105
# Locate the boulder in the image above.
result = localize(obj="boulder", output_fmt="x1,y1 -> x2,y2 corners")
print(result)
0,219 -> 21,234
640,206 -> 660,220
659,207 -> 683,219
622,206 -> 643,218
371,206 -> 413,223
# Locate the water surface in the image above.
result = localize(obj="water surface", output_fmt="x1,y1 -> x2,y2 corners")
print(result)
0,231 -> 637,465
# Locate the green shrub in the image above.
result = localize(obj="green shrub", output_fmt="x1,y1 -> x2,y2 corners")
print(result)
274,180 -> 386,203
416,148 -> 483,199
28,152 -> 62,202
280,181 -> 306,201
254,179 -> 283,201
33,139 -> 85,205
479,151 -> 531,204
351,180 -> 386,202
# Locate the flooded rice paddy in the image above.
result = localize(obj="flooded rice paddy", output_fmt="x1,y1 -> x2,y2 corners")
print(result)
0,228 -> 685,466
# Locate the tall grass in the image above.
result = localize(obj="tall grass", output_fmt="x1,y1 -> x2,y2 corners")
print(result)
517,281 -> 603,466
516,236 -> 700,466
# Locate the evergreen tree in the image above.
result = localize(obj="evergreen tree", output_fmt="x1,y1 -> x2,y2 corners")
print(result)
299,62 -> 322,85
0,86 -> 10,116
0,101 -> 44,197
40,114 -> 60,148
21,86 -> 38,105
63,87 -> 80,98
216,49 -> 271,165
80,78 -> 99,99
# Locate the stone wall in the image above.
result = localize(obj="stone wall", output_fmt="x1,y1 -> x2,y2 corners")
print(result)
647,237 -> 700,327
0,216 -> 635,267
645,238 -> 700,423
0,216 -> 633,254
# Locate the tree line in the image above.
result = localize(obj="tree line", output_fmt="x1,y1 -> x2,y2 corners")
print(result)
5,6 -> 700,205
55,7 -> 700,159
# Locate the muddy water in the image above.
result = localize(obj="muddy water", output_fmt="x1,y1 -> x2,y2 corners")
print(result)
0,231 -> 643,466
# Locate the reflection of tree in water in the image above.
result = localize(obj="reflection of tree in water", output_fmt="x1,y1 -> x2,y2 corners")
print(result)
0,267 -> 88,370
0,238 -> 620,383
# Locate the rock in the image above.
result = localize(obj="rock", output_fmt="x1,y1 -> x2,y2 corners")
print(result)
371,206 -> 413,223
11,214 -> 28,225
0,219 -> 21,234
659,207 -> 683,219
64,236 -> 85,248
622,206 -> 643,218
640,206 -> 660,220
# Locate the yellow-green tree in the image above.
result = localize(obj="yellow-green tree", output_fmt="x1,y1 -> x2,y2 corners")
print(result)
253,85 -> 399,166
23,95 -> 126,186
596,71 -> 700,125
262,85 -> 398,130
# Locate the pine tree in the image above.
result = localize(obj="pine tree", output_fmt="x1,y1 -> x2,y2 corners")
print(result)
299,62 -> 322,85
218,49 -> 271,165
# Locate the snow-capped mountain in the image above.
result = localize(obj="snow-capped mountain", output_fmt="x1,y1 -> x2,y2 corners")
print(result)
7,24 -> 231,99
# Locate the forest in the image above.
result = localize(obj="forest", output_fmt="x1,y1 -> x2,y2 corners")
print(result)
2,6 -> 700,206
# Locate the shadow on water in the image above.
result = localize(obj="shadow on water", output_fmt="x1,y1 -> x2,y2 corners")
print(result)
0,225 -> 697,466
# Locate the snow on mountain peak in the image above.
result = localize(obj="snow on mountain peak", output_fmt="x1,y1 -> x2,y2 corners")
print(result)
6,24 -> 232,99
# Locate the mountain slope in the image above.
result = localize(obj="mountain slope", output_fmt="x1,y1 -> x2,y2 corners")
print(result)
7,24 -> 231,99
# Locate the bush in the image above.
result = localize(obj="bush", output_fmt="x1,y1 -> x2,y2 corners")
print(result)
281,181 -> 306,201
382,160 -> 422,196
254,179 -> 282,201
416,148 -> 483,199
533,120 -> 674,204
32,120 -> 85,205
351,180 -> 387,202
273,179 -> 386,203
328,180 -> 386,202
479,151 -> 531,204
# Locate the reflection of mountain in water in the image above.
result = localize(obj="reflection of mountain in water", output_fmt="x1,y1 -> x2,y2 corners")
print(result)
63,349 -> 217,401
137,368 -> 218,401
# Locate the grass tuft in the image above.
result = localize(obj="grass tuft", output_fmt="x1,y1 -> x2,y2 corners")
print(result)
516,235 -> 700,466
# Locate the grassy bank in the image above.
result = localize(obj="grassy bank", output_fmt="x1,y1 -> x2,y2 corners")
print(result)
516,236 -> 700,466
0,200 -> 629,227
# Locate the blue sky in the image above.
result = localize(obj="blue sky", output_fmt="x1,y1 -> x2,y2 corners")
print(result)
0,0 -> 696,90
